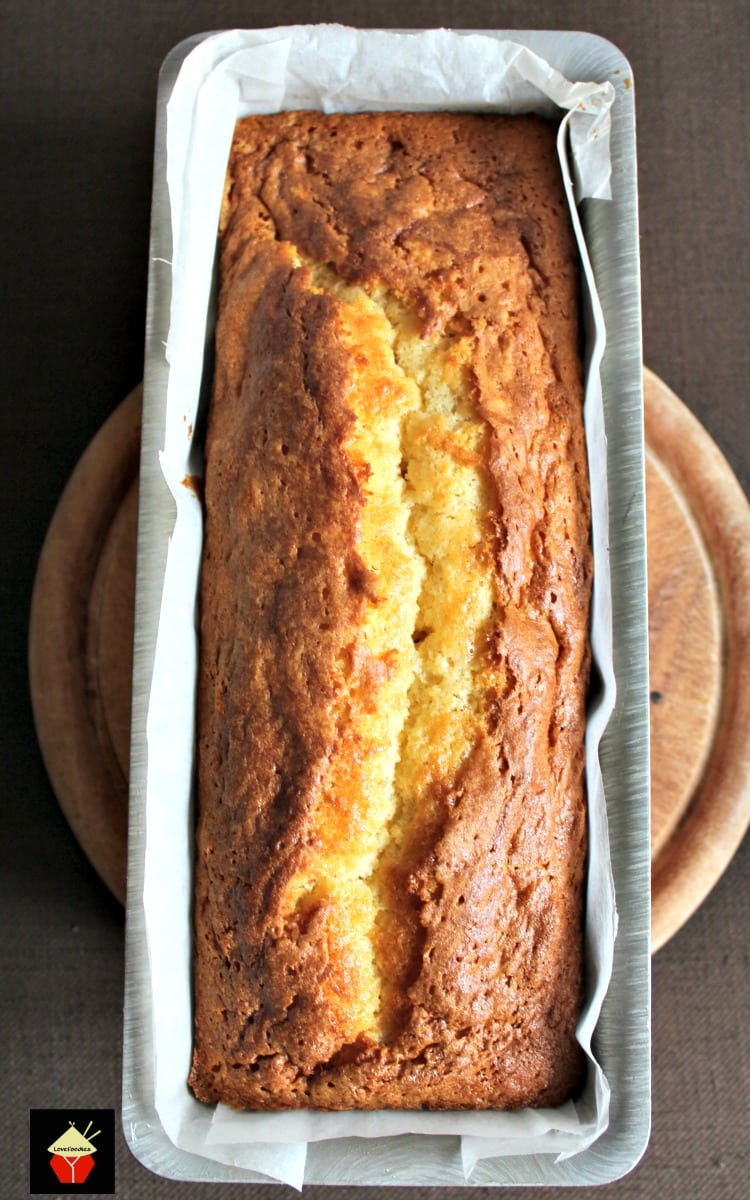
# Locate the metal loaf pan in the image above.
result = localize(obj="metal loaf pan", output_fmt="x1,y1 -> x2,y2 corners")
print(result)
123,26 -> 649,1187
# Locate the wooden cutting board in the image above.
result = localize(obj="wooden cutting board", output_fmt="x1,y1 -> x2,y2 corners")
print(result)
27,369 -> 750,951
29,389 -> 140,908
645,368 -> 750,950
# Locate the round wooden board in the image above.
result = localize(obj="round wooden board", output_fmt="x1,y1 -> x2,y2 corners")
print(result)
645,367 -> 750,950
29,387 -> 141,906
27,371 -> 750,950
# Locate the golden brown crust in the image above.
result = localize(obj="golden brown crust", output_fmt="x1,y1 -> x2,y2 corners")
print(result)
190,111 -> 592,1111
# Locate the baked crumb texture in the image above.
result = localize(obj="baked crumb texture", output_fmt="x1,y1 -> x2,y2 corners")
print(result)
190,112 -> 592,1111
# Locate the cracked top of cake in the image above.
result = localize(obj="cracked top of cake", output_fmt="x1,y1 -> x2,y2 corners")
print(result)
190,111 -> 592,1112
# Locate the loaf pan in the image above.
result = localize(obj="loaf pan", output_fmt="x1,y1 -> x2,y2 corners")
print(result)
123,25 -> 649,1188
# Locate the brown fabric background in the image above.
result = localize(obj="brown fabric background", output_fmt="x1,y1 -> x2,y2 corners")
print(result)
2,1 -> 749,1196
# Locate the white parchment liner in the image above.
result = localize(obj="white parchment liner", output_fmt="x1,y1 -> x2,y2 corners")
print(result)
143,25 -> 618,1189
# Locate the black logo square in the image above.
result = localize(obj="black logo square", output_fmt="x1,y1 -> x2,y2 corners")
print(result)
29,1109 -> 115,1195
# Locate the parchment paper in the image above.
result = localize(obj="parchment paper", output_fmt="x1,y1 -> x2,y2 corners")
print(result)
142,24 -> 618,1189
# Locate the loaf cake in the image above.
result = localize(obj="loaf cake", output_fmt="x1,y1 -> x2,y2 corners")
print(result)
189,111 -> 593,1111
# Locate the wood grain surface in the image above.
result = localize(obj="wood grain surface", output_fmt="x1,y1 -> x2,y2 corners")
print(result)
28,386 -> 141,906
645,367 -> 750,951
27,371 -> 750,949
